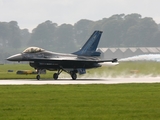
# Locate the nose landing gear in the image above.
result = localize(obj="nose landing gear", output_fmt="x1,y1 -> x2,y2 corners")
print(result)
36,74 -> 40,80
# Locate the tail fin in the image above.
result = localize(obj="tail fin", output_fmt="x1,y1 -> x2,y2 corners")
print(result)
73,31 -> 103,56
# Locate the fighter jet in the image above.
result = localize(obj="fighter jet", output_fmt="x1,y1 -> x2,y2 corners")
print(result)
7,31 -> 118,80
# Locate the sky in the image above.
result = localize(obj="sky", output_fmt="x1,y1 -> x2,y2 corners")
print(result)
0,0 -> 160,31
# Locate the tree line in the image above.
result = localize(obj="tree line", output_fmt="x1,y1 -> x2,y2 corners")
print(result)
0,13 -> 160,63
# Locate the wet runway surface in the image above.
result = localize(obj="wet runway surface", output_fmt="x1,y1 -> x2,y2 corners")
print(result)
0,77 -> 160,85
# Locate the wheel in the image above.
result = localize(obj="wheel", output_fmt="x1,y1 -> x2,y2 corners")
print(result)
53,73 -> 58,80
36,75 -> 40,80
71,73 -> 77,80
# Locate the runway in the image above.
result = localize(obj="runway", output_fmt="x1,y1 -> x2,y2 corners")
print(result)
0,77 -> 160,85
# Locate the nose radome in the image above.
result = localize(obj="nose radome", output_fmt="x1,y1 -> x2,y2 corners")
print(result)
7,54 -> 23,61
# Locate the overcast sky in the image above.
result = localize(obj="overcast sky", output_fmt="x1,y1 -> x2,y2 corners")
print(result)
0,0 -> 160,31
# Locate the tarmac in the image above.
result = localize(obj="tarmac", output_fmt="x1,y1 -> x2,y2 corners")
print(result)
0,77 -> 160,85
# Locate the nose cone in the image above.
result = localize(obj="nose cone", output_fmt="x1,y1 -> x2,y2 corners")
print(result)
7,54 -> 23,61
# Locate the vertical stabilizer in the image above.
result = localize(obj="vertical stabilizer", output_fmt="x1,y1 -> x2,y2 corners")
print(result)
73,31 -> 103,56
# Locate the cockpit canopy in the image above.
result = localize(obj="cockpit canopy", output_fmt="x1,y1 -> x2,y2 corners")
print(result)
23,47 -> 45,53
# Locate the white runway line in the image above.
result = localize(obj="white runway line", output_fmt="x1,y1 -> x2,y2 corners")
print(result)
0,77 -> 160,85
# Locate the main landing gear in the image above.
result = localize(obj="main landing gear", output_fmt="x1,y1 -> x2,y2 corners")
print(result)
53,69 -> 77,80
36,69 -> 77,80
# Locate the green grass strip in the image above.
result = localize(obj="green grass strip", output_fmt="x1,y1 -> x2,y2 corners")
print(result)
0,84 -> 160,120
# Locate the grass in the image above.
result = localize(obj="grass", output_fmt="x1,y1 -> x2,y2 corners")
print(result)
1,61 -> 160,79
0,84 -> 160,120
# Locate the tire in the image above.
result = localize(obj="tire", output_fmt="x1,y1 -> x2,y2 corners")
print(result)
53,73 -> 58,80
36,75 -> 40,80
71,73 -> 77,80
